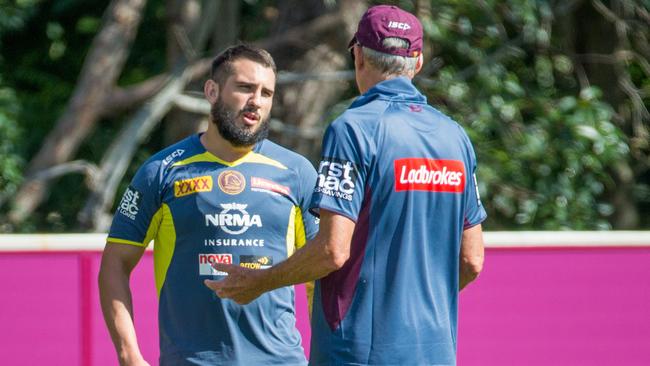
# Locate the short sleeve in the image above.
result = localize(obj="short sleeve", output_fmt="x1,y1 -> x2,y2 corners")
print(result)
107,160 -> 163,247
310,118 -> 370,222
463,147 -> 487,229
296,159 -> 319,242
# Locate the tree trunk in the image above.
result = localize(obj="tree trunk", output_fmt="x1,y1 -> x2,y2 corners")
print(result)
163,0 -> 240,145
572,0 -> 640,228
164,0 -> 207,145
9,0 -> 147,224
79,63 -> 194,230
270,0 -> 365,162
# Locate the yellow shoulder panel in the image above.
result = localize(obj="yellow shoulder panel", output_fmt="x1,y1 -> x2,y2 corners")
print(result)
243,153 -> 287,170
171,151 -> 287,169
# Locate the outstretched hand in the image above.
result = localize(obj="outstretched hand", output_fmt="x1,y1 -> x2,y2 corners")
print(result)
203,263 -> 268,305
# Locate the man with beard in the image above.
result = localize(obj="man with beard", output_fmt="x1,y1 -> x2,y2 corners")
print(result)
207,5 -> 486,366
99,44 -> 318,366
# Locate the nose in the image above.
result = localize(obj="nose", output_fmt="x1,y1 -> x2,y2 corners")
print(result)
247,89 -> 262,109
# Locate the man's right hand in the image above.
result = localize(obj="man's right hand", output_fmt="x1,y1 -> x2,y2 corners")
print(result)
204,263 -> 268,305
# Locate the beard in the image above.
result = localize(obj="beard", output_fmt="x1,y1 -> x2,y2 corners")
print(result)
210,97 -> 270,147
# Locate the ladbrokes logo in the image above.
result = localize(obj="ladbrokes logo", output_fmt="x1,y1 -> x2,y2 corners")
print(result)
239,255 -> 273,269
174,176 -> 213,197
394,158 -> 465,193
118,186 -> 141,220
198,253 -> 232,275
205,203 -> 262,235
315,158 -> 358,201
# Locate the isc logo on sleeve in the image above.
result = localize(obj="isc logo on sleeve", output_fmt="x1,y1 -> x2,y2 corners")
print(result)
315,158 -> 359,201
394,158 -> 465,193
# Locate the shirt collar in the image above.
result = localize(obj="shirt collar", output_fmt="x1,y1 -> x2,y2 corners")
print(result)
351,76 -> 427,108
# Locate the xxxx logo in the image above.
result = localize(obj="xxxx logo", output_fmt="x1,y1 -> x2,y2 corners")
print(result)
174,176 -> 213,197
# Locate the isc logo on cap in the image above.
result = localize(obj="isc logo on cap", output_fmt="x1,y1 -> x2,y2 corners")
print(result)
388,21 -> 411,30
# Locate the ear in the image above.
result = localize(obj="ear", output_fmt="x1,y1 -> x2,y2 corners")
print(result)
354,45 -> 364,69
414,52 -> 424,75
204,79 -> 219,104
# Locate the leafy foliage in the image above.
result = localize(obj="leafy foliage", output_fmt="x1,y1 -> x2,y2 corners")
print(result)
408,0 -> 641,229
0,0 -> 38,227
1,0 -> 648,231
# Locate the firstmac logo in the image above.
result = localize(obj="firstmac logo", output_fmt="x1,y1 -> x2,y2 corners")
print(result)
315,158 -> 359,201
118,186 -> 141,220
394,158 -> 465,193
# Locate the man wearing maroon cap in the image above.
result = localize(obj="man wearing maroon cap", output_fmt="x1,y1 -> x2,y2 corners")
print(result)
207,5 -> 486,365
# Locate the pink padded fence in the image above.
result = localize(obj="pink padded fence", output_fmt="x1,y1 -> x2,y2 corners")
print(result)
0,233 -> 649,365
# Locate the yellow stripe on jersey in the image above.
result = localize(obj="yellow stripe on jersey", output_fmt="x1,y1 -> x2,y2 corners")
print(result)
172,151 -> 287,170
107,207 -> 164,248
152,204 -> 176,297
286,206 -> 309,257
106,237 -> 149,248
291,206 -> 314,318
243,153 -> 287,170
294,207 -> 307,249
143,206 -> 163,245
285,206 -> 296,257
172,152 -> 235,167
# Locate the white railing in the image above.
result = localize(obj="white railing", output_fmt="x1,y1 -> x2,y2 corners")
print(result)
1,232 -> 650,251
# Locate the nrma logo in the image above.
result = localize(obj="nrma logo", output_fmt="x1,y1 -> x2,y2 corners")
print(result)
205,203 -> 262,235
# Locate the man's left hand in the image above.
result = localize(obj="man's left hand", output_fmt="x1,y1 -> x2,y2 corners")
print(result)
204,263 -> 267,305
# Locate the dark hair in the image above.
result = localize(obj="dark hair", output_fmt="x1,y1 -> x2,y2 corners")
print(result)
210,44 -> 277,85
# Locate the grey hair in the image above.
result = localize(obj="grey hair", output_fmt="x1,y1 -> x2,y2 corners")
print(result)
361,37 -> 418,76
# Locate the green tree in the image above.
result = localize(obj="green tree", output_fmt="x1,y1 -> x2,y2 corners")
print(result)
1,0 -> 649,231
0,0 -> 39,227
402,0 -> 647,229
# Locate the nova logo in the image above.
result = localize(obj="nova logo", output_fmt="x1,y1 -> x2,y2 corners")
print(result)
174,176 -> 213,197
205,203 -> 262,235
394,158 -> 465,193
198,253 -> 232,275
118,186 -> 141,220
388,21 -> 411,30
315,158 -> 358,201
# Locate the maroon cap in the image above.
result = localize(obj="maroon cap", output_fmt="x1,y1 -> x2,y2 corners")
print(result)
349,5 -> 423,58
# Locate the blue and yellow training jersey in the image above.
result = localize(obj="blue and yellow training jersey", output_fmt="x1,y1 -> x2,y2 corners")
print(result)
108,133 -> 318,366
